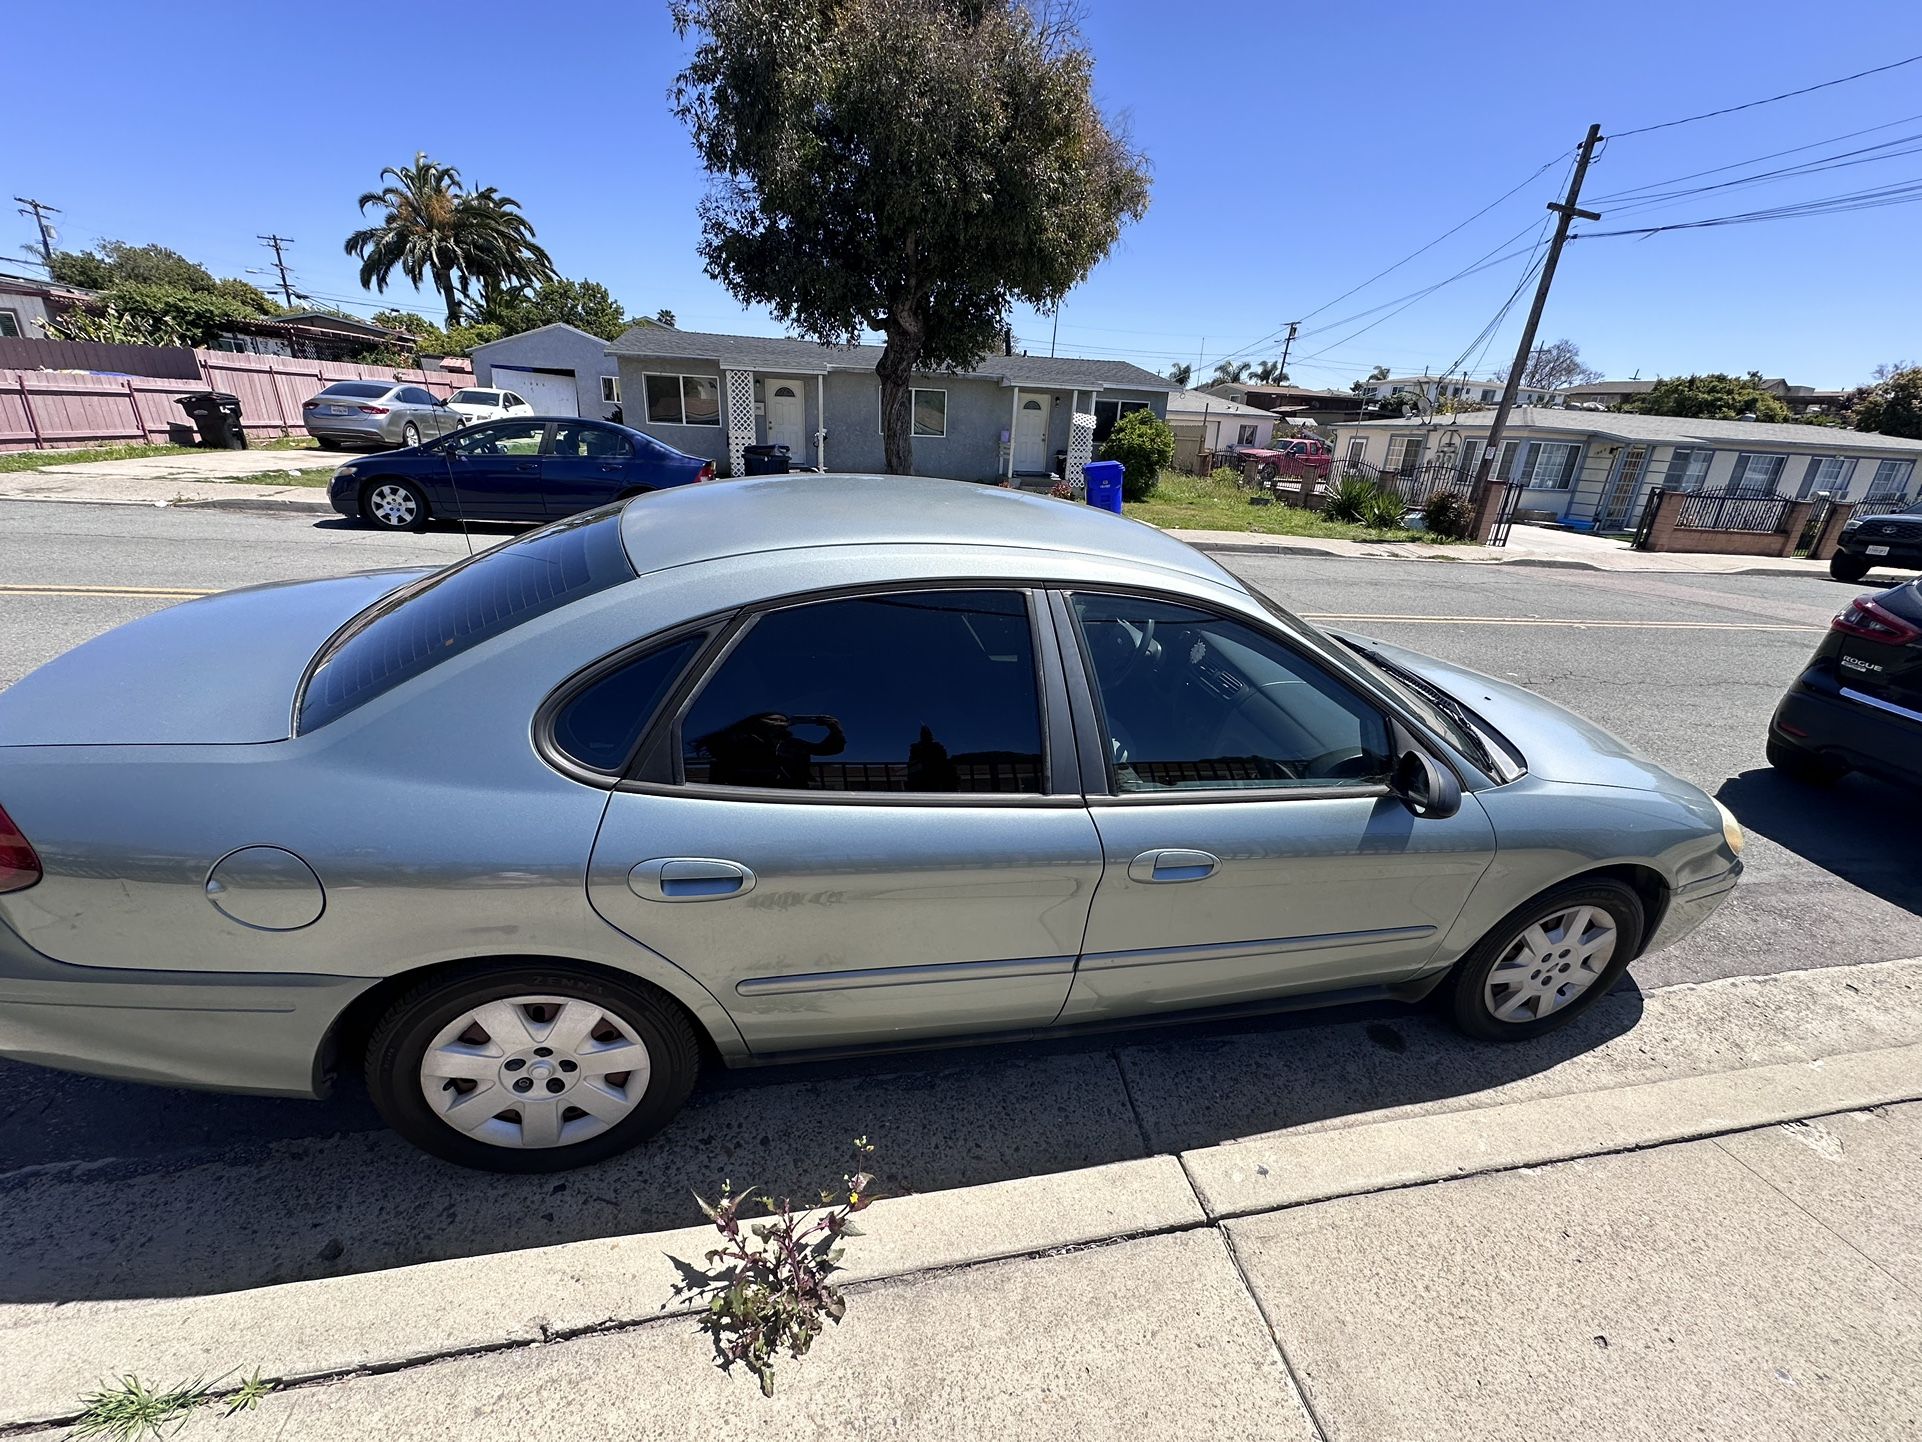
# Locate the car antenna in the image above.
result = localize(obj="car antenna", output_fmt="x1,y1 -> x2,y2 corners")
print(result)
437,387 -> 475,560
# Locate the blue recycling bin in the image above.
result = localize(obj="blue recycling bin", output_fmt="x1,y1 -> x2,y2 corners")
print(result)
1083,459 -> 1125,514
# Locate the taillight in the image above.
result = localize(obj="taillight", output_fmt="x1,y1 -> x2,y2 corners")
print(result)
1832,595 -> 1922,646
0,803 -> 41,894
302,400 -> 317,409
696,462 -> 715,482
357,405 -> 390,415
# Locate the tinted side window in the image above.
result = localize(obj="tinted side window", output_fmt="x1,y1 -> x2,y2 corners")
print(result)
553,635 -> 704,773
680,591 -> 1042,794
397,387 -> 435,405
300,510 -> 634,732
1071,594 -> 1390,792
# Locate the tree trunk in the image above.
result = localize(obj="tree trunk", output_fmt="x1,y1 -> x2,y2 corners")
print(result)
436,272 -> 464,329
877,316 -> 924,476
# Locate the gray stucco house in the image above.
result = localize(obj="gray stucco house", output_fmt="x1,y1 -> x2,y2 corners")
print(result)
605,325 -> 1173,479
469,323 -> 623,420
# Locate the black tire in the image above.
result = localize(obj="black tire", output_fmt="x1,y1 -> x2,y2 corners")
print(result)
401,421 -> 422,448
1767,733 -> 1846,785
360,477 -> 430,531
1830,555 -> 1870,583
317,436 -> 343,451
365,964 -> 700,1173
1445,878 -> 1645,1043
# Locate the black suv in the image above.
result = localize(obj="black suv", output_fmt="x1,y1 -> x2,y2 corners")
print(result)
1830,504 -> 1922,583
1769,578 -> 1922,787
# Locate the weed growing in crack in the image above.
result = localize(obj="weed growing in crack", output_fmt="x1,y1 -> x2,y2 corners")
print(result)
686,1137 -> 877,1396
67,1369 -> 274,1440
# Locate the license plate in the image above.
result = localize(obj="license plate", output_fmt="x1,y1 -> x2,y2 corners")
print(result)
322,405 -> 349,416
1867,545 -> 1891,556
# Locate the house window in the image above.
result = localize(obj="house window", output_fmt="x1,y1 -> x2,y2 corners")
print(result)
1866,458 -> 1916,498
1389,435 -> 1423,474
1093,398 -> 1149,443
1236,423 -> 1259,446
1663,448 -> 1713,492
0,308 -> 20,338
1521,441 -> 1581,489
1497,440 -> 1522,481
1345,437 -> 1366,465
1480,388 -> 1496,403
1797,455 -> 1851,499
643,373 -> 721,426
601,374 -> 622,405
1454,439 -> 1482,481
876,387 -> 948,437
1727,453 -> 1786,496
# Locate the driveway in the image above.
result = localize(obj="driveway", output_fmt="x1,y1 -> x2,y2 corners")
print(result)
0,446 -> 332,508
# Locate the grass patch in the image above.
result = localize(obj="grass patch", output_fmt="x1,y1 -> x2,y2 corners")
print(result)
1126,469 -> 1443,544
0,437 -> 316,473
223,466 -> 336,488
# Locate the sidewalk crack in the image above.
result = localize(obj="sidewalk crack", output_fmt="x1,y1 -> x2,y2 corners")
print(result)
1215,1226 -> 1331,1442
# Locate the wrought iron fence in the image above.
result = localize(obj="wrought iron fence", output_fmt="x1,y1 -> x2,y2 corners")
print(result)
1852,496 -> 1916,518
1672,492 -> 1793,533
1337,458 -> 1478,507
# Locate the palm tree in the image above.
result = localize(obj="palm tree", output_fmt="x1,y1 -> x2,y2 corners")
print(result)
1253,359 -> 1291,385
1212,360 -> 1250,387
1166,362 -> 1193,387
345,154 -> 556,327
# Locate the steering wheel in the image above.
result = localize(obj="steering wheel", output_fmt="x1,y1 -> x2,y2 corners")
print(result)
1302,746 -> 1376,780
1105,618 -> 1157,687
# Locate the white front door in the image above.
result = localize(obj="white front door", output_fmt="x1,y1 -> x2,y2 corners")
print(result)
1014,396 -> 1049,473
766,381 -> 806,457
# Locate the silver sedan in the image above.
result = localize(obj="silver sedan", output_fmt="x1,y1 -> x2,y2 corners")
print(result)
300,380 -> 464,450
0,477 -> 1743,1171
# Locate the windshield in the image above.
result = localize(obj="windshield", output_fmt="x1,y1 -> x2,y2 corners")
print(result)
450,390 -> 497,405
297,507 -> 634,732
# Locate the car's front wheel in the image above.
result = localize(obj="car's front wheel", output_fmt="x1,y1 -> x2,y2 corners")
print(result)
1830,555 -> 1869,583
1445,879 -> 1644,1042
362,479 -> 429,531
365,965 -> 700,1172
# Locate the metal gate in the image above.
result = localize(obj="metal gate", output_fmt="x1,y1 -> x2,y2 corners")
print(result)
1484,482 -> 1526,547
1795,496 -> 1834,557
1594,445 -> 1649,532
1630,487 -> 1666,549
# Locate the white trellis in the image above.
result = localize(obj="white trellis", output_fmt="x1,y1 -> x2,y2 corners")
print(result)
1066,389 -> 1096,485
724,369 -> 755,477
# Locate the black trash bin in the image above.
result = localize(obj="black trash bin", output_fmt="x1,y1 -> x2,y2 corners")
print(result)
176,391 -> 248,450
742,442 -> 791,476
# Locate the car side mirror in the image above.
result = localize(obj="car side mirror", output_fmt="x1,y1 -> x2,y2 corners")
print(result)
1392,747 -> 1462,820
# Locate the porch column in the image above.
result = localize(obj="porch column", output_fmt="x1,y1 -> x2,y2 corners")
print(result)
1006,386 -> 1020,481
723,368 -> 755,477
815,373 -> 826,471
1066,388 -> 1096,484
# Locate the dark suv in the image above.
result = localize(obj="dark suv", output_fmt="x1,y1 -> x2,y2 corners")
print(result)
1769,578 -> 1922,787
1830,504 -> 1922,583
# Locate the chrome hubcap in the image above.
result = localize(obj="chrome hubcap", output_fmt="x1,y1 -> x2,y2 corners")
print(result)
419,994 -> 651,1149
369,484 -> 417,526
1484,905 -> 1617,1024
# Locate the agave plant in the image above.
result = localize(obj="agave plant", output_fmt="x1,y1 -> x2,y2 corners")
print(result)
344,153 -> 556,327
1321,476 -> 1379,524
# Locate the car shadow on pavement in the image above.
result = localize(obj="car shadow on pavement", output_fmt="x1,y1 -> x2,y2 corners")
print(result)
1718,767 -> 1922,917
0,984 -> 1644,1307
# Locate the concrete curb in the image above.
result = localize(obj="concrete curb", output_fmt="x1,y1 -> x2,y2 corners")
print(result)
1181,538 -> 1834,578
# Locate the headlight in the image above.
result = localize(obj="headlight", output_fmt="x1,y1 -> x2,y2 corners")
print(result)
332,466 -> 355,481
1713,799 -> 1745,856
1841,518 -> 1862,531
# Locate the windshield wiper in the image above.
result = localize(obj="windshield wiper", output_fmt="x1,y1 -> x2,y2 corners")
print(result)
1344,641 -> 1501,776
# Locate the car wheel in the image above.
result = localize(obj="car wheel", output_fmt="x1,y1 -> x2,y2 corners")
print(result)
401,422 -> 422,447
362,478 -> 429,531
1829,555 -> 1869,582
1767,733 -> 1846,785
1445,879 -> 1645,1042
317,436 -> 343,451
365,965 -> 700,1173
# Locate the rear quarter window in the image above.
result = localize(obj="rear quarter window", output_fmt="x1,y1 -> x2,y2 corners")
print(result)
298,509 -> 634,732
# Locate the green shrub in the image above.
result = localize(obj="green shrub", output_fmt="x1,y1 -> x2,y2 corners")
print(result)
1322,476 -> 1379,523
1209,465 -> 1242,487
1100,408 -> 1175,501
1422,488 -> 1474,540
1362,489 -> 1407,530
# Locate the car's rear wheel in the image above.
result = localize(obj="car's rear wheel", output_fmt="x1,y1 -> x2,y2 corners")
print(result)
362,478 -> 428,531
365,964 -> 700,1173
1767,733 -> 1847,784
401,421 -> 422,447
1830,555 -> 1869,583
1445,879 -> 1644,1042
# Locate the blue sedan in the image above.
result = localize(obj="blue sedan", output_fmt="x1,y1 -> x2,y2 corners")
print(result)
327,416 -> 714,530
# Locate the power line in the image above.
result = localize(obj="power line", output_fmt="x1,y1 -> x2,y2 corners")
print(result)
256,234 -> 298,308
1578,176 -> 1922,238
1609,53 -> 1922,139
1589,110 -> 1922,202
13,196 -> 59,269
1599,134 -> 1922,218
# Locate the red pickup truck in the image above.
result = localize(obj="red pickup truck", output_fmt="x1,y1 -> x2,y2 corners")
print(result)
1240,437 -> 1333,483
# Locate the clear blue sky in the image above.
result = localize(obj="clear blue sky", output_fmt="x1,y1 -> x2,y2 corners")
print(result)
10,1 -> 1920,388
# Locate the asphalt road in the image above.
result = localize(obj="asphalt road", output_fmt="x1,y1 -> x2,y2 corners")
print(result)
0,500 -> 1915,1304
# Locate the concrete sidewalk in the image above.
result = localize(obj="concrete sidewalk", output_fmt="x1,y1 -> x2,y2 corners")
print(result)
0,448 -> 329,510
8,959 -> 1922,1439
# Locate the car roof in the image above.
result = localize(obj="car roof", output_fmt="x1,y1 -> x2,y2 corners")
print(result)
617,473 -> 1236,585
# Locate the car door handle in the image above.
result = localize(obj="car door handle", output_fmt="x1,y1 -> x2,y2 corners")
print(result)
628,858 -> 756,902
515,461 -> 538,472
1127,849 -> 1220,884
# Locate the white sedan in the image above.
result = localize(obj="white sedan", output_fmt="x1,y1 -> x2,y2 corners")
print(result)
445,387 -> 534,423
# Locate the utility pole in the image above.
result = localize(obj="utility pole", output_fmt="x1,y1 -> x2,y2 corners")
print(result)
1049,304 -> 1059,358
257,233 -> 298,308
1473,123 -> 1602,495
14,197 -> 59,269
1277,320 -> 1298,382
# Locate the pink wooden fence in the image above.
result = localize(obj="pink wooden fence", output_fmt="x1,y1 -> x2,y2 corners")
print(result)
0,353 -> 469,451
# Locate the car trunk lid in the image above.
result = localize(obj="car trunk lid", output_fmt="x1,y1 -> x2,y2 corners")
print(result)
0,569 -> 433,746
1832,582 -> 1922,721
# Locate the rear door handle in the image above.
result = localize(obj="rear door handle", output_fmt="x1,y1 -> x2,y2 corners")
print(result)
628,858 -> 756,902
1127,849 -> 1220,884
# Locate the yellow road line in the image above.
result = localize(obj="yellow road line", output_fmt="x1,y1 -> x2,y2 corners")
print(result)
0,584 -> 216,598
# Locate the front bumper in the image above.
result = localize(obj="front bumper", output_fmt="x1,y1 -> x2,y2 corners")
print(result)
0,916 -> 378,1099
1838,536 -> 1922,569
327,472 -> 359,516
1644,859 -> 1743,953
